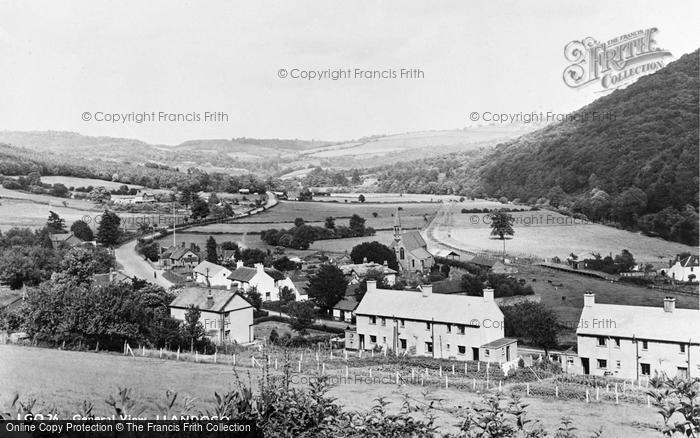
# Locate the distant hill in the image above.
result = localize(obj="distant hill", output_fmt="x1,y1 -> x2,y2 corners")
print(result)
373,50 -> 699,245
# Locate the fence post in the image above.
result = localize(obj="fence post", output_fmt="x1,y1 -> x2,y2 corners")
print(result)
445,375 -> 448,389
344,350 -> 348,361
646,395 -> 650,407
477,362 -> 480,372
498,380 -> 502,393
396,372 -> 399,385
412,368 -> 415,380
330,350 -> 333,360
346,365 -> 349,378
452,364 -> 455,375
142,345 -> 145,356
464,363 -> 467,374
177,347 -> 180,361
596,387 -> 599,401
472,378 -> 476,390
298,360 -> 301,373
586,388 -> 590,403
439,366 -> 442,377
322,363 -> 326,374
275,358 -> 278,369
160,348 -> 163,359
526,382 -> 530,396
421,376 -> 424,386
195,351 -> 198,363
369,368 -> 372,379
555,386 -> 559,398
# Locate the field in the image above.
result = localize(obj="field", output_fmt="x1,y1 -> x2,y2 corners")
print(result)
0,344 -> 664,437
429,205 -> 697,262
316,193 -> 509,204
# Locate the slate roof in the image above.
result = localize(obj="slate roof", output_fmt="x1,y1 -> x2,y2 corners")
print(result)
228,266 -> 257,282
49,233 -> 83,248
92,271 -> 131,287
333,296 -> 359,312
355,287 -> 503,325
481,338 -> 518,349
401,230 -> 428,252
409,247 -> 433,261
469,255 -> 497,268
169,287 -> 250,313
170,247 -> 197,260
193,261 -> 229,277
679,255 -> 700,267
340,262 -> 397,277
431,279 -> 465,294
577,301 -> 700,342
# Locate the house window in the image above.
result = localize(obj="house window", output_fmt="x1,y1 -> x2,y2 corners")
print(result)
381,317 -> 386,326
400,339 -> 407,349
445,344 -> 450,352
680,344 -> 686,353
425,342 -> 433,353
597,337 -> 606,347
370,335 -> 377,343
400,248 -> 405,260
426,322 -> 431,330
678,367 -> 688,378
458,346 -> 466,355
446,324 -> 451,333
400,319 -> 405,328
382,337 -> 386,343
613,338 -> 620,348
265,292 -> 271,300
616,360 -> 621,368
411,259 -> 415,268
642,340 -> 648,350
485,349 -> 490,357
458,325 -> 465,335
369,316 -> 376,325
640,363 -> 651,376
597,359 -> 607,369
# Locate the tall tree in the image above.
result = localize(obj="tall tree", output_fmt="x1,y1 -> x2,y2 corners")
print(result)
182,305 -> 206,352
324,216 -> 336,229
190,196 -> 210,219
46,211 -> 66,234
488,209 -> 514,260
306,264 -> 348,314
96,210 -> 122,247
287,301 -> 315,334
205,236 -> 218,263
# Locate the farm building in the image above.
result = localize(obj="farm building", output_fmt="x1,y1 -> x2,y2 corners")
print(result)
576,293 -> 700,380
351,281 -> 514,363
48,233 -> 85,249
169,287 -> 254,344
433,249 -> 460,260
192,261 -> 232,288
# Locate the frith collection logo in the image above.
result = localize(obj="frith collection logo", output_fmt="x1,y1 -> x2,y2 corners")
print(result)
563,28 -> 672,90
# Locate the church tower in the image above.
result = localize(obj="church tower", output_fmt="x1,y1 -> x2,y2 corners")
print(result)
393,208 -> 402,242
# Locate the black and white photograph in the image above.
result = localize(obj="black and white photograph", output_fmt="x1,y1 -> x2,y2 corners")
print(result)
0,1 -> 698,437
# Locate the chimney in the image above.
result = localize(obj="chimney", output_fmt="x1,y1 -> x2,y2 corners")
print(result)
236,260 -> 244,269
421,284 -> 433,297
483,288 -> 494,302
663,296 -> 675,313
207,290 -> 214,305
584,292 -> 595,307
255,263 -> 265,273
366,280 -> 377,293
383,260 -> 388,266
363,257 -> 368,264
109,268 -> 116,283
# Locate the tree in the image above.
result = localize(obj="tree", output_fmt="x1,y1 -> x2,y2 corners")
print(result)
244,288 -> 262,310
46,211 -> 66,234
349,241 -> 399,271
70,220 -> 94,241
240,248 -> 267,266
294,217 -> 305,227
58,246 -> 115,284
182,305 -> 206,352
324,216 -> 336,230
351,169 -> 361,184
273,256 -> 298,272
287,301 -> 315,335
50,183 -> 70,198
488,209 -> 514,260
96,210 -> 121,247
614,249 -> 635,272
349,214 -> 366,236
206,236 -> 218,263
501,302 -> 558,355
358,194 -> 366,203
279,286 -> 296,304
190,196 -> 210,219
306,265 -> 348,314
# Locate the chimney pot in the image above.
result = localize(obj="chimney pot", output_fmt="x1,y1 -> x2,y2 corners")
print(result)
421,284 -> 433,297
236,260 -> 244,268
483,288 -> 494,302
584,292 -> 595,307
363,257 -> 368,264
663,296 -> 675,313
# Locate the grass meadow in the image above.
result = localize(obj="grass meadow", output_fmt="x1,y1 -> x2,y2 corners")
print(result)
0,344 -> 663,436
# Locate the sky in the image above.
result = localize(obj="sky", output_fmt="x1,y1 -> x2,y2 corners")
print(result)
0,0 -> 698,145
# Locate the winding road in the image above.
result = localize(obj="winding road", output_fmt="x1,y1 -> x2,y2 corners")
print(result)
114,191 -> 278,288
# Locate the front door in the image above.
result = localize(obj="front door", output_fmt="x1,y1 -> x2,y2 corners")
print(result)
506,345 -> 511,361
581,357 -> 590,375
472,347 -> 479,362
359,334 -> 365,350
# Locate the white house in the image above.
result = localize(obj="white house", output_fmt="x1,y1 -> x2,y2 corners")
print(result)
576,293 -> 700,380
350,281 -> 515,363
193,261 -> 233,288
228,262 -> 284,301
666,254 -> 699,282
275,275 -> 308,301
160,245 -> 200,268
169,287 -> 254,344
